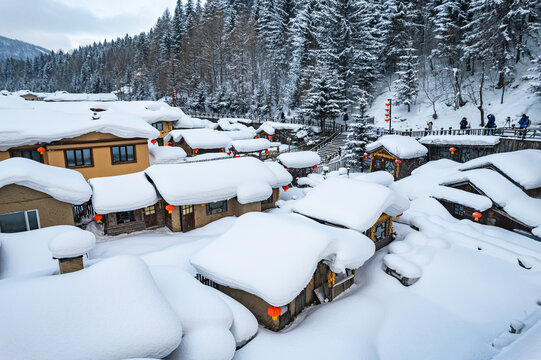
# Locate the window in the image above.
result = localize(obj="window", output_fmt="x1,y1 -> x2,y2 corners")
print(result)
157,138 -> 164,146
152,122 -> 164,131
65,148 -> 92,167
116,211 -> 135,224
460,148 -> 474,163
206,201 -> 227,215
111,145 -> 135,164
144,205 -> 156,215
261,194 -> 273,205
0,210 -> 40,233
373,220 -> 389,244
384,160 -> 395,173
453,204 -> 464,216
437,147 -> 453,160
10,149 -> 44,163
182,205 -> 194,215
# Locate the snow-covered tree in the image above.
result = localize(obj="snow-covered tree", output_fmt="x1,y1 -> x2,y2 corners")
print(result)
394,41 -> 419,112
342,115 -> 371,171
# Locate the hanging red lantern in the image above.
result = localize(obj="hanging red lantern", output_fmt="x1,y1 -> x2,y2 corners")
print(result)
385,103 -> 390,107
385,119 -> 390,122
151,139 -> 157,145
363,153 -> 369,158
282,185 -> 289,191
235,155 -> 241,158
268,136 -> 273,141
165,204 -> 175,214
93,214 -> 103,223
37,146 -> 46,154
285,168 -> 289,172
267,306 -> 282,320
194,148 -> 199,153
265,150 -> 270,155
395,159 -> 401,164
167,143 -> 172,146
472,212 -> 482,221
221,148 -> 225,152
227,151 -> 232,155
449,147 -> 456,155
385,108 -> 389,113
312,165 -> 317,169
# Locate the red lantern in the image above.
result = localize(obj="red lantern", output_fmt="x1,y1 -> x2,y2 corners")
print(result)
312,165 -> 317,170
37,146 -> 46,154
221,148 -> 225,152
363,153 -> 369,158
385,119 -> 390,122
268,306 -> 282,320
268,136 -> 273,141
396,213 -> 403,218
227,151 -> 232,155
93,214 -> 103,224
165,204 -> 175,214
167,143 -> 172,146
449,147 -> 456,155
282,185 -> 289,191
385,108 -> 389,113
265,150 -> 270,155
151,139 -> 157,145
472,212 -> 482,222
395,159 -> 401,164
235,155 -> 240,158
285,168 -> 289,172
194,148 -> 199,153
385,103 -> 390,107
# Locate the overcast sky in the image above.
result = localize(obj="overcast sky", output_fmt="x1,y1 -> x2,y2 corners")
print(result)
0,0 -> 178,51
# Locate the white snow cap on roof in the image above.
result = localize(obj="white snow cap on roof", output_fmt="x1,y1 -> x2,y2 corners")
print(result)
256,123 -> 275,135
164,129 -> 232,149
217,119 -> 252,132
459,149 -> 541,190
366,135 -> 428,159
145,157 -> 291,205
223,130 -> 256,140
148,143 -> 187,164
104,101 -> 183,124
191,212 -> 375,306
221,117 -> 252,124
230,138 -> 270,153
418,135 -> 501,146
0,256 -> 183,360
89,172 -> 159,214
277,151 -> 321,168
0,158 -> 91,204
48,228 -> 96,258
44,91 -> 118,102
293,177 -> 410,232
174,116 -> 216,130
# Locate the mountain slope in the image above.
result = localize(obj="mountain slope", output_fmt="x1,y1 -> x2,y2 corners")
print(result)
0,35 -> 49,61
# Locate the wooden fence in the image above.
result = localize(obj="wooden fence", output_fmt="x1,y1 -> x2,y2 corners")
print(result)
384,127 -> 540,140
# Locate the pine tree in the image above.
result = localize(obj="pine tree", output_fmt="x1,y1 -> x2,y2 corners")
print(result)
530,55 -> 541,96
342,115 -> 371,171
394,40 -> 419,112
172,0 -> 185,53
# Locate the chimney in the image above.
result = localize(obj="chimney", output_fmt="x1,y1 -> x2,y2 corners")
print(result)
48,229 -> 96,274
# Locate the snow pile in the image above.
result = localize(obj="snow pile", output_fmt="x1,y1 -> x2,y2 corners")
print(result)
217,119 -> 253,132
419,135 -> 501,146
185,152 -> 229,162
191,212 -> 375,306
148,143 -> 187,164
383,253 -> 423,278
145,157 -> 291,205
298,170 -> 395,188
48,228 -> 96,258
277,151 -> 321,168
237,182 -> 273,204
0,158 -> 92,204
0,256 -> 183,360
104,100 -> 184,124
174,116 -> 216,130
262,161 -> 293,185
43,91 -> 118,102
292,177 -> 409,232
230,138 -> 271,153
459,149 -> 541,190
366,135 -> 428,159
223,130 -> 257,140
88,172 -> 159,214
165,129 -> 232,149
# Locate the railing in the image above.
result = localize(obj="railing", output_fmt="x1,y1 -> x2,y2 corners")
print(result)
309,132 -> 340,153
383,127 -> 540,140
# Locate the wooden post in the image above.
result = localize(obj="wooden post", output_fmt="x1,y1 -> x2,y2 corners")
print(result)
57,256 -> 84,274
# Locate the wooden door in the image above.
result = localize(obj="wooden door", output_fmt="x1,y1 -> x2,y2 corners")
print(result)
181,205 -> 195,232
144,205 -> 158,228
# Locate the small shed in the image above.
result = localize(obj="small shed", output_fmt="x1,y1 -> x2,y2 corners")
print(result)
276,151 -> 321,185
229,138 -> 271,158
191,212 -> 375,331
366,135 -> 428,180
419,135 -> 500,163
164,129 -> 232,156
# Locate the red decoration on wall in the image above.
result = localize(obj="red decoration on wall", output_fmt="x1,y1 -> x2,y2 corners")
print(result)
37,146 -> 46,154
165,205 -> 175,214
449,147 -> 456,155
267,306 -> 282,320
282,185 -> 289,191
93,214 -> 103,223
472,212 -> 482,221
151,139 -> 157,145
395,159 -> 402,164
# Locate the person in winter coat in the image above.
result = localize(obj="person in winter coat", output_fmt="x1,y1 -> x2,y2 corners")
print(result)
460,117 -> 469,130
518,114 -> 530,129
426,121 -> 433,131
486,114 -> 496,128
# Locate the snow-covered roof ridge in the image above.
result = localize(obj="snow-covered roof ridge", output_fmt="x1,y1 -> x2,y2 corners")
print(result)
88,172 -> 159,214
292,177 -> 410,232
0,158 -> 92,204
145,157 -> 291,205
191,212 -> 375,306
366,135 -> 428,159
418,135 -> 501,146
229,138 -> 271,153
44,91 -> 118,102
164,129 -> 232,149
458,149 -> 541,190
148,143 -> 187,165
277,151 -> 321,168
100,101 -> 184,124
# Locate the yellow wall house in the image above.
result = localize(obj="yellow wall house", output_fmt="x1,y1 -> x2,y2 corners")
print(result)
0,158 -> 92,233
0,100 -> 160,180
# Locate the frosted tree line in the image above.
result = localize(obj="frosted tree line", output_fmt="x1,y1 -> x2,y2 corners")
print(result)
0,0 -> 539,124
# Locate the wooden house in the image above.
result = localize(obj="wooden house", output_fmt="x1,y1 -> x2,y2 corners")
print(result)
292,177 -> 410,250
164,129 -> 232,157
366,135 -> 428,180
276,151 -> 321,185
229,138 -> 271,159
191,212 -> 376,331
145,157 -> 292,232
419,135 -> 500,163
0,158 -> 91,233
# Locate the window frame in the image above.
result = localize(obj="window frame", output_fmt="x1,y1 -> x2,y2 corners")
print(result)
144,205 -> 156,215
0,209 -> 40,233
10,149 -> 44,163
152,122 -> 164,131
453,204 -> 465,216
64,148 -> 93,168
206,200 -> 228,215
110,145 -> 137,165
115,211 -> 136,224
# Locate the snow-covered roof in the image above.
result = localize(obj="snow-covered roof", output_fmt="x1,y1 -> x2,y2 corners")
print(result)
88,172 -> 159,214
298,170 -> 395,188
0,98 -> 159,150
0,158 -> 92,204
185,152 -> 229,162
48,228 -> 96,258
174,116 -> 216,130
366,135 -> 428,159
459,149 -> 541,190
223,130 -> 257,140
220,117 -> 252,124
442,169 -> 541,228
257,121 -> 305,133
230,138 -> 271,153
191,212 -> 375,306
148,143 -> 187,164
430,185 -> 493,211
145,157 -> 292,205
164,129 -> 232,149
43,91 -> 118,102
256,123 -> 275,135
103,101 -> 184,124
0,256 -> 182,359
217,119 -> 252,132
293,177 -> 409,232
418,135 -> 501,146
277,151 -> 321,168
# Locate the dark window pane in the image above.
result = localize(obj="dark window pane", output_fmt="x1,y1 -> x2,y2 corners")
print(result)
116,211 -> 136,223
27,210 -> 39,230
66,150 -> 76,167
127,146 -> 135,161
120,146 -> 127,162
75,149 -> 83,165
83,149 -> 92,166
31,151 -> 42,162
0,212 -> 27,233
206,201 -> 227,215
112,147 -> 120,163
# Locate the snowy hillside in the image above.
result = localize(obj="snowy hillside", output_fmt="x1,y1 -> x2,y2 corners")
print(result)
0,35 -> 49,61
